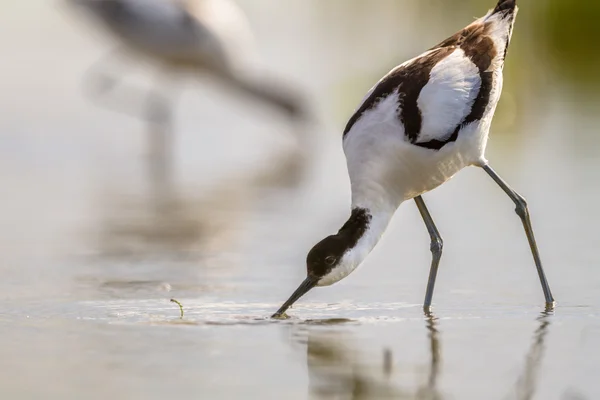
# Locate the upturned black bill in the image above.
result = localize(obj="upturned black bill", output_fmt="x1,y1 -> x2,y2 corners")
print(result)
271,277 -> 317,318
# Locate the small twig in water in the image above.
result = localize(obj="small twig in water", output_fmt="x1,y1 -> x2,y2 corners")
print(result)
170,298 -> 184,319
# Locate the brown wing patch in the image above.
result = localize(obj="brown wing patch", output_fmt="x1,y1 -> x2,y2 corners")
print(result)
462,25 -> 497,72
433,23 -> 482,49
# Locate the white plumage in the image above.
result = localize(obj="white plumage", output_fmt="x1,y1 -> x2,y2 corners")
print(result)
417,49 -> 481,144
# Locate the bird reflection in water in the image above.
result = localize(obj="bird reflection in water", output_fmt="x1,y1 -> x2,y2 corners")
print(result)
505,309 -> 553,400
296,308 -> 555,400
299,313 -> 443,400
420,312 -> 442,400
304,329 -> 399,399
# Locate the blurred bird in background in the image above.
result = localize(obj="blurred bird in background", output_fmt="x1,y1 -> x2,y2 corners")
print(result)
64,0 -> 312,257
66,0 -> 310,195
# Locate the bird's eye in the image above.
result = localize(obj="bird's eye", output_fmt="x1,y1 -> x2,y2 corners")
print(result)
325,256 -> 336,265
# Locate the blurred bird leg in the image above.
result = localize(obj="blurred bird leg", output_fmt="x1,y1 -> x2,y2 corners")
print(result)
86,50 -> 178,210
383,348 -> 393,378
144,87 -> 173,126
141,74 -> 183,216
146,97 -> 173,211
84,50 -> 177,124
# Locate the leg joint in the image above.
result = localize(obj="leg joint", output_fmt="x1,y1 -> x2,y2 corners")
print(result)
514,194 -> 529,219
430,236 -> 443,255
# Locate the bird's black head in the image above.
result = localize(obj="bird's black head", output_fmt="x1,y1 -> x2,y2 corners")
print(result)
271,208 -> 372,318
305,234 -> 349,280
269,235 -> 345,320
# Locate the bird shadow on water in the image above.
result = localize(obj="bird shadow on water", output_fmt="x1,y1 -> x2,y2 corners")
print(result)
285,309 -> 556,400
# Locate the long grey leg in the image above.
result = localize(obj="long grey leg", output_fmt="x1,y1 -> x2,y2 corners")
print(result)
482,165 -> 555,306
415,196 -> 443,311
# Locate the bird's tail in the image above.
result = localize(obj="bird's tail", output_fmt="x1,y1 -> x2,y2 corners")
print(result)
491,0 -> 517,16
485,0 -> 518,24
483,0 -> 519,62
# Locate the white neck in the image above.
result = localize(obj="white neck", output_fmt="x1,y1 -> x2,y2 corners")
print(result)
342,205 -> 395,268
317,206 -> 396,286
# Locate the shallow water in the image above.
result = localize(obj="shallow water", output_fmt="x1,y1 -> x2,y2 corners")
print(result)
2,1 -> 600,399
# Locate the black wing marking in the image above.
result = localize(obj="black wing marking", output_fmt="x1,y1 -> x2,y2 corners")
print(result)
343,16 -> 502,151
